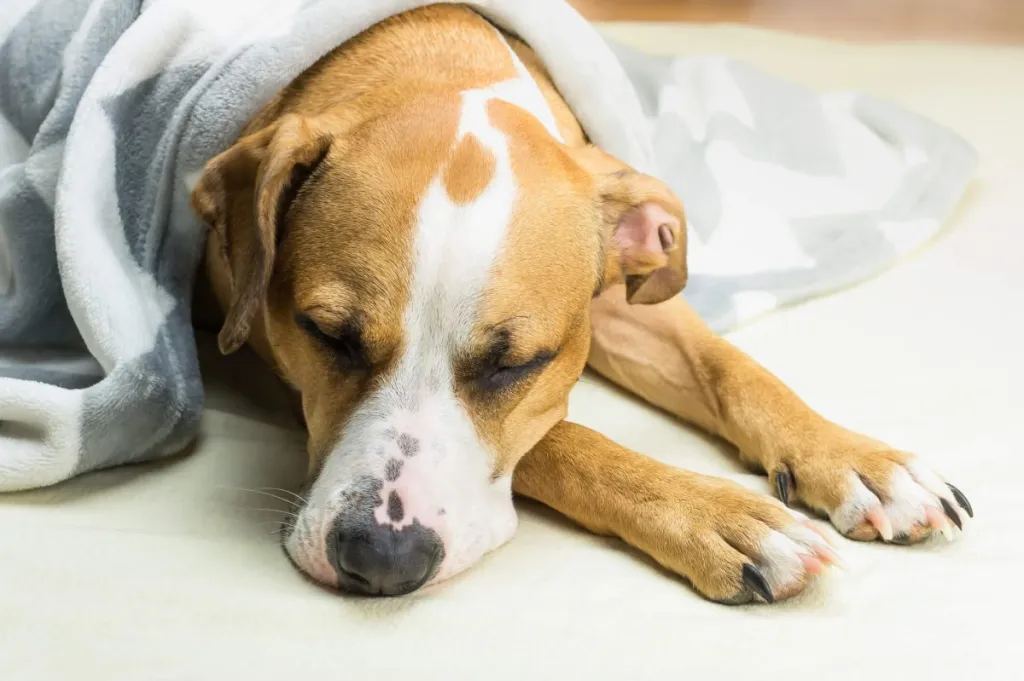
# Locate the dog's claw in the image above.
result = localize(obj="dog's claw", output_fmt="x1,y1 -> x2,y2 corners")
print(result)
866,505 -> 895,542
940,498 -> 963,531
947,483 -> 973,518
742,564 -> 774,604
773,465 -> 793,507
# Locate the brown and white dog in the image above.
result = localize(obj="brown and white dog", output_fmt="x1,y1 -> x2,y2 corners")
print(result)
190,5 -> 972,603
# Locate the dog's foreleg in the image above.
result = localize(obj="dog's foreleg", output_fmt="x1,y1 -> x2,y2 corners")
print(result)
585,285 -> 972,545
513,421 -> 838,603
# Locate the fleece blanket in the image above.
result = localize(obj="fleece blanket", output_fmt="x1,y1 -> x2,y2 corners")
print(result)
0,0 -> 976,492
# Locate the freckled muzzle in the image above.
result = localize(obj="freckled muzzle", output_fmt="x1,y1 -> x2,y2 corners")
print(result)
288,457 -> 518,597
287,390 -> 521,595
311,474 -> 443,596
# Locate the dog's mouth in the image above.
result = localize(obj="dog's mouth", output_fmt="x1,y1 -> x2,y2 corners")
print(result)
336,559 -> 436,597
337,565 -> 370,588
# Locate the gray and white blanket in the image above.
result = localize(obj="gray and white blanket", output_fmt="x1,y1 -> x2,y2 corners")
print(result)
0,0 -> 976,491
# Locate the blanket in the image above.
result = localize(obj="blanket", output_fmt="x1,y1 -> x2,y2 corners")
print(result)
0,0 -> 977,491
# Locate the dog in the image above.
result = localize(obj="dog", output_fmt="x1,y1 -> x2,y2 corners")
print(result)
189,5 -> 972,603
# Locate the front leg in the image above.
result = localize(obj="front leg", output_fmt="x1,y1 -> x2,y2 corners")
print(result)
514,422 -> 839,603
587,286 -> 973,545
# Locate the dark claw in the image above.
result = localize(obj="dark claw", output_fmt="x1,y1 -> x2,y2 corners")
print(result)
774,465 -> 793,507
742,564 -> 774,604
947,484 -> 973,518
940,498 -> 963,531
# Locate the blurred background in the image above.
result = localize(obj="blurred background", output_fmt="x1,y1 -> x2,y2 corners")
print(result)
567,0 -> 1024,43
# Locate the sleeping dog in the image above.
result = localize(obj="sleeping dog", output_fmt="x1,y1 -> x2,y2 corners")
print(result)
190,5 -> 972,603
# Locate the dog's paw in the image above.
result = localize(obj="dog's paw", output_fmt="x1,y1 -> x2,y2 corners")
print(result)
772,447 -> 973,545
638,476 -> 841,604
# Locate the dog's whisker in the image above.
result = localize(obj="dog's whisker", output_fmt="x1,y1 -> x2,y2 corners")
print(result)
266,518 -> 298,527
246,490 -> 304,507
254,487 -> 309,505
215,485 -> 307,508
246,507 -> 300,519
260,519 -> 296,537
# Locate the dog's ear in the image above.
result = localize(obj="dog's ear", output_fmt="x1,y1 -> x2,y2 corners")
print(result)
570,146 -> 688,305
191,114 -> 336,354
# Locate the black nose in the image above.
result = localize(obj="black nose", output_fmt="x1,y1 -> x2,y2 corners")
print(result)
332,520 -> 443,596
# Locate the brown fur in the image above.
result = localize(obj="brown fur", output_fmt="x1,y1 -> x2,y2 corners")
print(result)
192,4 -> 958,603
192,5 -> 684,470
443,134 -> 496,204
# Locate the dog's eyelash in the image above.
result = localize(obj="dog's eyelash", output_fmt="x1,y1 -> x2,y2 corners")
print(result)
296,314 -> 368,370
476,351 -> 555,393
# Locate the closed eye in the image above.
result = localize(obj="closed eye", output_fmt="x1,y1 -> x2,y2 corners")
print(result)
296,314 -> 369,371
475,350 -> 555,394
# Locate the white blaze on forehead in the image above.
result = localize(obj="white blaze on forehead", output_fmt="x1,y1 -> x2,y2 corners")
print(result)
413,87 -> 517,350
288,40 -> 562,586
403,31 -> 561,372
489,29 -> 564,142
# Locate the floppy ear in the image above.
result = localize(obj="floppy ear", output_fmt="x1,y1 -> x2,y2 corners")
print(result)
570,146 -> 688,305
190,114 -> 335,354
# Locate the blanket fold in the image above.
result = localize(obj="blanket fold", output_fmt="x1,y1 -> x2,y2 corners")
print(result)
0,0 -> 977,491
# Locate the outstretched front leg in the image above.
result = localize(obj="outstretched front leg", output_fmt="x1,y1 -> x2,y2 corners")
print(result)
586,285 -> 973,545
513,421 -> 839,603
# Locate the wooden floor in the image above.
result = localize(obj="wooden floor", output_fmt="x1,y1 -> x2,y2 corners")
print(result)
567,0 -> 1024,44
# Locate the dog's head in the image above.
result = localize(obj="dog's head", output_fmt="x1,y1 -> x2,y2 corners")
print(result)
192,88 -> 686,595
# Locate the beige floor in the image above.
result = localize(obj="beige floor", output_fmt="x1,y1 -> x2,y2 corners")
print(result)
2,24 -> 1023,681
570,0 -> 1024,44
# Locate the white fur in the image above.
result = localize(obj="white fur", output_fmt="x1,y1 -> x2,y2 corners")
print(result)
757,530 -> 807,593
884,466 -> 942,536
755,511 -> 833,596
830,459 -> 962,542
287,51 -> 560,586
829,473 -> 881,535
489,27 -> 564,142
907,458 -> 960,512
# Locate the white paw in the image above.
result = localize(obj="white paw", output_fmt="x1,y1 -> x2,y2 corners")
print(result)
829,457 -> 973,544
749,509 -> 842,601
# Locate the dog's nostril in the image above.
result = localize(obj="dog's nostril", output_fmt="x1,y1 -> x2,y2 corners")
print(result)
332,521 -> 443,597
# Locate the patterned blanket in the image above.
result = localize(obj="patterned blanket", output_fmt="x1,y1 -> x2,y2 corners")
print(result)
0,0 -> 976,491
